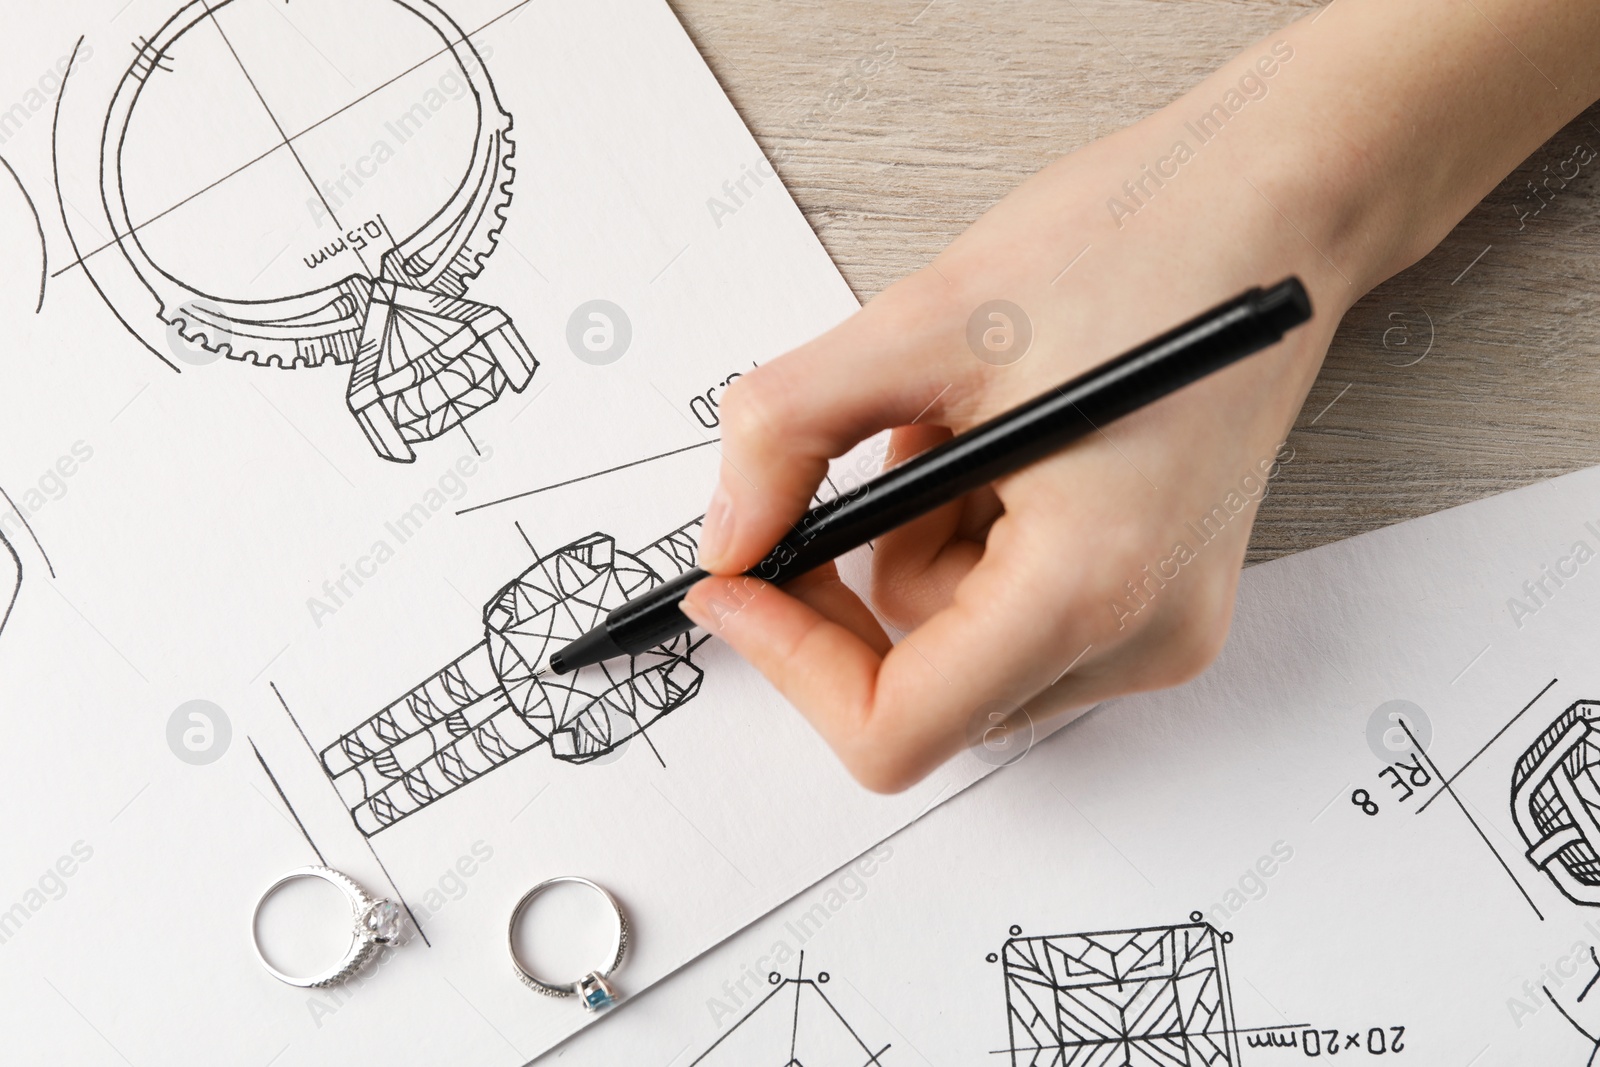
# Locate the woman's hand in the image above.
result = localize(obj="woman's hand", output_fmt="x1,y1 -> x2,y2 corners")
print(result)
681,0 -> 1600,791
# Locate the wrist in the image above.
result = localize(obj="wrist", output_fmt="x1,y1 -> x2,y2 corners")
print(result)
1190,0 -> 1600,299
1132,30 -> 1407,306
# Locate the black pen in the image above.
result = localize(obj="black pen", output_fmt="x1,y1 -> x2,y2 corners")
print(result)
545,277 -> 1313,675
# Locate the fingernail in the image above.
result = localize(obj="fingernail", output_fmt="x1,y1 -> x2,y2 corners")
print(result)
678,588 -> 716,634
699,483 -> 735,566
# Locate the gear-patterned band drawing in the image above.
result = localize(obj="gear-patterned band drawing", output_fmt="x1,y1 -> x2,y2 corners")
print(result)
1511,698 -> 1600,907
322,519 -> 708,836
92,0 -> 533,462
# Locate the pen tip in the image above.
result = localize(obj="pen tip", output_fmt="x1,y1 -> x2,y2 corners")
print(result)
525,651 -> 569,682
1258,277 -> 1312,331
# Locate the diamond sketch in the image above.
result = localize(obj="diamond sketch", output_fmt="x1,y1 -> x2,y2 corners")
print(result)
59,0 -> 534,462
1001,918 -> 1241,1067
689,954 -> 890,1067
321,519 -> 708,835
1511,699 -> 1600,906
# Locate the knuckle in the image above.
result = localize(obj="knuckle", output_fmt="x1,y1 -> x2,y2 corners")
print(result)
838,745 -> 917,795
834,683 -> 936,794
717,371 -> 790,448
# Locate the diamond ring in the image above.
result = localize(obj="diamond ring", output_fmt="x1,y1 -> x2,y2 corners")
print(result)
251,866 -> 405,988
508,877 -> 629,1012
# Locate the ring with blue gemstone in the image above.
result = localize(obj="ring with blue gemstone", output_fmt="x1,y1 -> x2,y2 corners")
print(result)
508,877 -> 629,1013
250,865 -> 406,988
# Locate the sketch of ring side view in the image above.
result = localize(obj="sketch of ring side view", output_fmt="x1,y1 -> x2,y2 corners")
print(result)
687,955 -> 890,1067
320,519 -> 708,835
55,0 -> 534,462
1510,698 -> 1600,906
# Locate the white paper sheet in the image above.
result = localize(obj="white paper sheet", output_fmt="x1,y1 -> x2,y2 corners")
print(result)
555,464 -> 1600,1066
0,1 -> 999,1061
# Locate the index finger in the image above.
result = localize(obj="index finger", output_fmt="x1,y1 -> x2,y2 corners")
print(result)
680,511 -> 1095,792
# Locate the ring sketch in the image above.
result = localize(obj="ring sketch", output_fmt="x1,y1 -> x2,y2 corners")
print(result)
1511,698 -> 1600,906
1545,944 -> 1600,1067
999,917 -> 1242,1067
688,955 -> 890,1067
1,154 -> 48,313
63,0 -> 533,462
1,528 -> 19,640
322,519 -> 708,835
0,484 -> 53,643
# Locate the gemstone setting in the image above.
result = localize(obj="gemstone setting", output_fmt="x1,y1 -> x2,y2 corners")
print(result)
362,899 -> 405,944
577,972 -> 618,1013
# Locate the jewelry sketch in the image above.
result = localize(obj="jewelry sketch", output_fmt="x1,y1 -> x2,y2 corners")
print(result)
0,484 -> 54,643
1,154 -> 47,313
57,0 -> 534,462
997,916 -> 1242,1066
1,528 -> 19,640
1543,944 -> 1600,1067
1511,698 -> 1600,906
321,519 -> 708,836
688,954 -> 890,1066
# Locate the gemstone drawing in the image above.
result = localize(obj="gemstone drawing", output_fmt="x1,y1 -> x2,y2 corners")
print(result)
320,518 -> 709,835
999,917 -> 1242,1067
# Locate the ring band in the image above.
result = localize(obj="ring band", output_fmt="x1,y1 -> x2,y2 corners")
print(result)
508,877 -> 628,1012
251,866 -> 405,988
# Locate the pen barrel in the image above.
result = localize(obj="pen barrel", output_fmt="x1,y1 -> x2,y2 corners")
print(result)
604,566 -> 711,655
603,278 -> 1309,658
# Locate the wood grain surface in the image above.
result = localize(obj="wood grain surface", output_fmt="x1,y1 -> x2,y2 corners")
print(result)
669,0 -> 1600,563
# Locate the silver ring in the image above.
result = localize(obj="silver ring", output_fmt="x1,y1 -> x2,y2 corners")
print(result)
251,866 -> 405,988
508,877 -> 628,1012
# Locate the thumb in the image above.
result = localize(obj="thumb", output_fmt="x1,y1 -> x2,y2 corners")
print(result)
697,280 -> 969,573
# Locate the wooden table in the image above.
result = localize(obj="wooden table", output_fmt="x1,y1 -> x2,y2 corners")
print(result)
670,0 -> 1600,563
